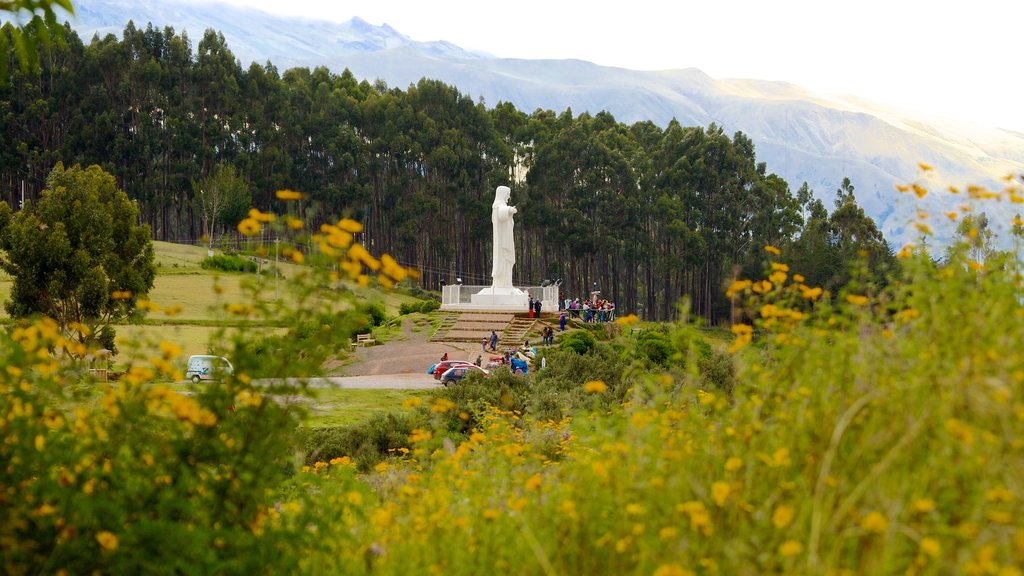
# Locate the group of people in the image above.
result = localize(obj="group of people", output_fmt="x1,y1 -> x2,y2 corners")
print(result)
527,296 -> 543,318
564,297 -> 616,323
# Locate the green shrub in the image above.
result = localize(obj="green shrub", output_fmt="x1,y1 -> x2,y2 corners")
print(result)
398,299 -> 441,315
200,253 -> 258,273
300,411 -> 422,471
557,329 -> 597,355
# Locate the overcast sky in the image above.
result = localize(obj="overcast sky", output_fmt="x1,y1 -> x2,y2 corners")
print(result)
211,0 -> 1020,132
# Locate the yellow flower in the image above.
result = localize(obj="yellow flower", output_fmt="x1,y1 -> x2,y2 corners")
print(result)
772,505 -> 795,528
584,380 -> 607,394
861,511 -> 888,533
920,537 -> 941,557
764,245 -> 781,255
290,250 -> 305,264
337,218 -> 364,234
248,208 -> 276,223
985,486 -> 1014,502
285,216 -> 305,230
845,294 -> 869,306
237,217 -> 260,236
726,279 -> 752,298
653,565 -> 693,576
724,457 -> 743,472
275,189 -> 303,201
912,498 -> 935,513
779,540 -> 803,557
615,314 -> 641,325
711,482 -> 730,506
96,531 -> 119,551
525,474 -> 543,492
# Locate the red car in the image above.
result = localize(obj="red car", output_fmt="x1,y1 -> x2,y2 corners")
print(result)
432,360 -> 476,380
440,364 -> 489,386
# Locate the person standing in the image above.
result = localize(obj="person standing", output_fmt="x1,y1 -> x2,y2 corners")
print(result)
560,311 -> 567,332
482,338 -> 488,352
490,330 -> 498,351
533,299 -> 541,318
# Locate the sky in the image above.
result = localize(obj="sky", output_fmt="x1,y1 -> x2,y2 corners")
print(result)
217,0 -> 1022,132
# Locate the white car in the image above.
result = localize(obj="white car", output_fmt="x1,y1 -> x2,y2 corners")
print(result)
185,355 -> 234,383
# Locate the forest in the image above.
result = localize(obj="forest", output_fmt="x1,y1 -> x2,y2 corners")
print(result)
0,21 -> 894,323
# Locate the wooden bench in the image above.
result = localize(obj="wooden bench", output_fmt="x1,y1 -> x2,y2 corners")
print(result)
351,333 -> 376,347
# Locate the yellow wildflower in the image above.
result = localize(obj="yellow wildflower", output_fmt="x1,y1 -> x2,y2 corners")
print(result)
861,511 -> 888,533
275,189 -> 303,201
237,218 -> 260,236
337,218 -> 364,233
725,457 -> 743,472
96,531 -> 119,552
584,380 -> 607,394
764,245 -> 781,255
920,537 -> 941,558
779,540 -> 803,557
772,505 -> 795,528
846,294 -> 869,306
711,482 -> 730,506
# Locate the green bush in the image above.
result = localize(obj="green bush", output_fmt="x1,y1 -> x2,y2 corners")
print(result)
557,329 -> 597,355
300,411 -> 421,471
200,253 -> 258,273
398,299 -> 441,315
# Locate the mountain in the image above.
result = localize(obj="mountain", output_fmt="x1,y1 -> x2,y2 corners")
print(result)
62,0 -> 1024,248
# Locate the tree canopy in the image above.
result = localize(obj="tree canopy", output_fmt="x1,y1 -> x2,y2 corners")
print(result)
0,22 -> 893,324
0,163 -> 156,352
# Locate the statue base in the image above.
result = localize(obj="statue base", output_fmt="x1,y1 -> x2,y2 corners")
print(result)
468,286 -> 530,309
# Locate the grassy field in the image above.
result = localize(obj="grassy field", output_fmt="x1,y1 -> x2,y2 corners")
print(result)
301,388 -> 432,427
2,240 -> 429,426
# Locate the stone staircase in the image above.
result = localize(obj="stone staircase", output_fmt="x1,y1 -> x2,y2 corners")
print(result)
430,312 -> 516,344
430,311 -> 462,341
499,316 -> 537,349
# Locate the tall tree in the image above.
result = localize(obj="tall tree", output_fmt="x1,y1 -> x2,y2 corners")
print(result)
0,163 -> 155,353
192,162 -> 249,251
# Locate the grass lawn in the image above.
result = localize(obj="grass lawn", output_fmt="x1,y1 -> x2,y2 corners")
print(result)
300,388 -> 432,427
113,324 -> 224,368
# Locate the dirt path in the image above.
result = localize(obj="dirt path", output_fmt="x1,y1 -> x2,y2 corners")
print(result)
340,317 -> 482,376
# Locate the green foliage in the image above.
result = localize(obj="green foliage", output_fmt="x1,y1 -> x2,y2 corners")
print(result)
199,253 -> 258,273
0,318 -> 312,575
0,0 -> 74,80
632,327 -> 675,367
0,163 -> 156,354
557,329 -> 597,355
398,299 -> 440,315
300,412 -> 420,472
192,163 -> 251,246
0,23 -> 858,324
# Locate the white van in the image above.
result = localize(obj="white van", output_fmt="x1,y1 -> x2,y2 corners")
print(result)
185,355 -> 234,383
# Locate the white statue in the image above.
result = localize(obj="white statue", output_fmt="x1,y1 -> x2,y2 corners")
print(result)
491,185 -> 517,288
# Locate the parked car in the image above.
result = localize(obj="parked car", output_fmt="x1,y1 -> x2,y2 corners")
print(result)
185,355 -> 233,383
440,364 -> 489,386
432,360 -> 476,380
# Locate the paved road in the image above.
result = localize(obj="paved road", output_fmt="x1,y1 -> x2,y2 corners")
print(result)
257,373 -> 443,389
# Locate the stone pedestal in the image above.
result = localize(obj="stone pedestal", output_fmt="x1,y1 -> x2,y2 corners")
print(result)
470,286 -> 529,310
